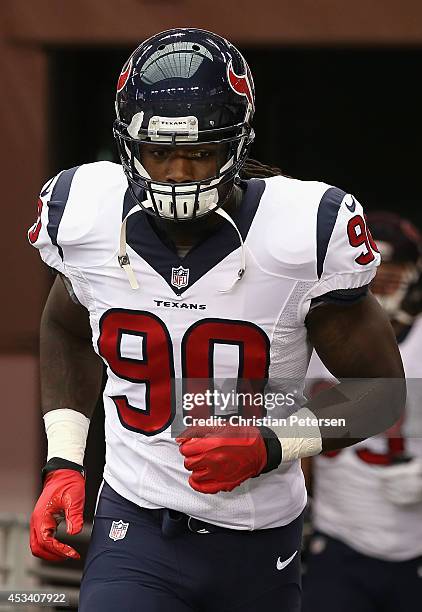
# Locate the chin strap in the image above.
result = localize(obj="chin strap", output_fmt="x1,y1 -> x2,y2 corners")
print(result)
118,206 -> 142,290
118,200 -> 246,293
215,207 -> 246,293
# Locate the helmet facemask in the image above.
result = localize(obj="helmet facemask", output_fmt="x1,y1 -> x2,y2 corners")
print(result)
113,115 -> 254,221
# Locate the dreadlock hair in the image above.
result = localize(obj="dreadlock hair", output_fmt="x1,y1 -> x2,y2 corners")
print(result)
240,158 -> 290,180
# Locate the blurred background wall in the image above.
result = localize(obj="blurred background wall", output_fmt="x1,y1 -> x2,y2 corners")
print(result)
2,0 -> 422,517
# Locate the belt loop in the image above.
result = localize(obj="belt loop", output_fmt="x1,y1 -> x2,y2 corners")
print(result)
161,509 -> 186,538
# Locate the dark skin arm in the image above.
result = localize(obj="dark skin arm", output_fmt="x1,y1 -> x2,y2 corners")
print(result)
40,275 -> 103,418
305,292 -> 406,452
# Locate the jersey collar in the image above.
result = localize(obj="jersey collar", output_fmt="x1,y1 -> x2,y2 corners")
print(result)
122,179 -> 266,295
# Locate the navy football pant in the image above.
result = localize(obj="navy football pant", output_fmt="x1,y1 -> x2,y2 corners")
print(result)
79,481 -> 303,612
302,531 -> 422,612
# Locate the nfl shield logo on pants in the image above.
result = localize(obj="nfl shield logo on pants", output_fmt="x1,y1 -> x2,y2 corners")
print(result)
171,266 -> 190,289
109,520 -> 129,541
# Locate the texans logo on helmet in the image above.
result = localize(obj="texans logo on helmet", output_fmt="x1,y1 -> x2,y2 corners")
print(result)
117,58 -> 133,92
227,60 -> 254,108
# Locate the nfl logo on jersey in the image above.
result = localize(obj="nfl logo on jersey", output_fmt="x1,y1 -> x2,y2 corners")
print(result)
109,520 -> 129,541
171,266 -> 190,288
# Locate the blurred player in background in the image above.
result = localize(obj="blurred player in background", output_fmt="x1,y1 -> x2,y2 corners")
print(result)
302,212 -> 422,612
27,28 -> 404,612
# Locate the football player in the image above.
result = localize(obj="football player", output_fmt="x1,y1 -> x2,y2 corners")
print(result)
28,29 -> 404,612
302,212 -> 422,612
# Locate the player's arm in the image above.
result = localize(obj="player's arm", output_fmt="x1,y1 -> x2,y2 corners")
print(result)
30,275 -> 103,561
304,291 -> 406,452
265,293 -> 405,464
40,274 -> 102,418
305,297 -> 422,506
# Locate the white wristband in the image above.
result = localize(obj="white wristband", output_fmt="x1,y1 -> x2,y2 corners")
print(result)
43,409 -> 90,465
273,407 -> 323,463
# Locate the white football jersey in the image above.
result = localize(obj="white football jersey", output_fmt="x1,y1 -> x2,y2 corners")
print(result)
307,317 -> 422,560
29,161 -> 379,530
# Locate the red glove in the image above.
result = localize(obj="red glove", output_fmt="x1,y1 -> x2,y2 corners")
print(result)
176,425 -> 268,494
30,469 -> 85,562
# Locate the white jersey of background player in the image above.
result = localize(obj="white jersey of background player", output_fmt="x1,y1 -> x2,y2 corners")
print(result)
306,212 -> 422,561
29,161 -> 379,529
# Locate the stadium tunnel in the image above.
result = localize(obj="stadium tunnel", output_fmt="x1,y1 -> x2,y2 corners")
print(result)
2,1 -> 422,607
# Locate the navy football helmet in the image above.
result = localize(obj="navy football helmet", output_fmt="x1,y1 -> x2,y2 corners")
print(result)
113,28 -> 255,221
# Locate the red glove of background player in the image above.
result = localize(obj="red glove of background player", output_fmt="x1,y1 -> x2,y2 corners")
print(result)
30,469 -> 85,562
177,425 -> 268,494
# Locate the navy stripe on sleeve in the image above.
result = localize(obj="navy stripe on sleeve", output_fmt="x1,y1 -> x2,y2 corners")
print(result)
310,285 -> 369,308
316,186 -> 347,278
47,166 -> 80,260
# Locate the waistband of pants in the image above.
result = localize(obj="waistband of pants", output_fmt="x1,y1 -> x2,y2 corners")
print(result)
146,506 -> 245,536
101,480 -> 303,537
101,481 -> 232,535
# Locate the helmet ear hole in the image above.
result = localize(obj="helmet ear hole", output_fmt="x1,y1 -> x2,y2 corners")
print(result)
367,211 -> 422,322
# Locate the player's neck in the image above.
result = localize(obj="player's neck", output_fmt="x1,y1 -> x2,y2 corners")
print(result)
149,184 -> 244,257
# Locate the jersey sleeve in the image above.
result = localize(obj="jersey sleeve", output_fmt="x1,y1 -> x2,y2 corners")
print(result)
308,187 -> 380,301
28,161 -> 126,275
27,166 -> 80,274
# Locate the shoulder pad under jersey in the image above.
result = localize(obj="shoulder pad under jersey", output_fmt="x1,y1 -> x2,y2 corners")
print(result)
248,175 -> 380,292
28,161 -> 128,271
